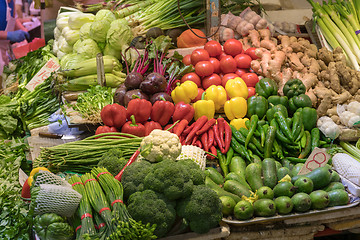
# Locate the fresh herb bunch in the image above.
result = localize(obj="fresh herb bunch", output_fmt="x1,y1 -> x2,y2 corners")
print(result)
0,139 -> 31,240
72,85 -> 114,123
108,218 -> 157,240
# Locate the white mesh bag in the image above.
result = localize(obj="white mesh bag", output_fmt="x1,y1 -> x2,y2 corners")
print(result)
33,170 -> 72,188
176,145 -> 207,170
333,153 -> 360,186
31,184 -> 82,217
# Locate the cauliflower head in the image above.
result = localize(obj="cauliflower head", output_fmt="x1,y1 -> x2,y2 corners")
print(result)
140,129 -> 182,162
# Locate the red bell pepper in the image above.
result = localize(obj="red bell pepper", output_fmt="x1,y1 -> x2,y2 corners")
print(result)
121,115 -> 146,137
172,101 -> 195,123
150,98 -> 175,126
126,98 -> 152,123
164,124 -> 174,133
144,121 -> 162,135
95,126 -> 118,135
100,103 -> 127,129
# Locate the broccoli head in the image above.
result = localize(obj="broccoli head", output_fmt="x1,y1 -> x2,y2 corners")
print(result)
127,190 -> 176,238
176,185 -> 222,234
97,148 -> 127,176
144,160 -> 193,201
121,160 -> 153,200
176,159 -> 205,185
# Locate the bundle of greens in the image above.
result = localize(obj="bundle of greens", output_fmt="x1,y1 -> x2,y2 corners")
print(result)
34,132 -> 142,173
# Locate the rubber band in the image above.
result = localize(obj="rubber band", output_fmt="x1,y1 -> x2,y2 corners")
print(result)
111,199 -> 123,207
94,225 -> 98,230
71,182 -> 83,187
81,213 -> 93,220
99,207 -> 111,214
97,171 -> 112,178
98,223 -> 106,229
84,178 -> 97,184
75,225 -> 82,232
356,30 -> 360,35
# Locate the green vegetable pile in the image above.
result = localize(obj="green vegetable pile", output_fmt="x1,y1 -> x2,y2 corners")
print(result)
121,159 -> 222,237
97,148 -> 128,176
0,139 -> 31,240
33,213 -> 74,240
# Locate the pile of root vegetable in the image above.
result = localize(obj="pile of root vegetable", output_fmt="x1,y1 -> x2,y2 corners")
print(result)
243,29 -> 360,126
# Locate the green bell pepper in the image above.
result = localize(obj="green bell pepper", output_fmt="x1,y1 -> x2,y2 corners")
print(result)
289,94 -> 312,113
268,95 -> 289,109
283,78 -> 306,98
255,78 -> 278,98
296,107 -> 318,131
247,95 -> 268,119
34,213 -> 74,240
266,104 -> 288,122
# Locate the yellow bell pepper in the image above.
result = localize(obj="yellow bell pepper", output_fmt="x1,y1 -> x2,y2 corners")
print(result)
171,81 -> 198,104
30,167 -> 50,177
204,85 -> 227,112
230,118 -> 249,130
225,77 -> 248,99
27,176 -> 34,187
193,92 -> 215,120
224,97 -> 247,120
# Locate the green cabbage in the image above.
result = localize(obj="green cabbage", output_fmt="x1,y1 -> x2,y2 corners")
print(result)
94,9 -> 116,23
68,12 -> 95,30
56,17 -> 69,31
79,22 -> 91,40
63,29 -> 80,45
107,19 -> 133,51
58,36 -> 73,53
89,19 -> 111,43
60,53 -> 86,69
73,39 -> 101,59
54,27 -> 61,40
104,44 -> 121,60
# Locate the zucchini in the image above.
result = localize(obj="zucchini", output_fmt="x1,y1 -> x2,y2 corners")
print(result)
225,172 -> 251,190
224,180 -> 251,198
262,158 -> 278,188
229,156 -> 246,179
205,167 -> 224,185
245,163 -> 263,191
205,177 -> 241,203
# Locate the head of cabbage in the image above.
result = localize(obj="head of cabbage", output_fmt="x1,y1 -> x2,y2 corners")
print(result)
89,10 -> 116,43
106,19 -> 133,51
104,44 -> 121,60
60,53 -> 86,69
68,13 -> 95,30
73,39 -> 101,59
79,22 -> 91,40
94,9 -> 116,23
63,29 -> 80,46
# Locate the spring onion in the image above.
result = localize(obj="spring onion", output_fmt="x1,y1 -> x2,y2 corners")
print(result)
339,141 -> 360,162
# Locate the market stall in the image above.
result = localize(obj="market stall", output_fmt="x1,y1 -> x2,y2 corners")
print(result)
2,0 -> 360,239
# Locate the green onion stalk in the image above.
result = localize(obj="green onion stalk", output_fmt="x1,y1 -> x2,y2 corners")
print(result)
68,175 -> 97,238
340,141 -> 360,162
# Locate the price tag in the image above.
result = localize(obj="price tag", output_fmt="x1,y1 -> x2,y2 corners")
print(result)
25,58 -> 60,92
297,147 -> 331,175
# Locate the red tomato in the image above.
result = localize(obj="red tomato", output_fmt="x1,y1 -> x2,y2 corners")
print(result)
181,72 -> 201,87
241,73 -> 259,87
248,87 -> 256,98
217,51 -> 228,61
220,55 -> 237,74
221,73 -> 238,87
245,47 -> 259,60
209,57 -> 221,73
192,88 -> 205,103
223,39 -> 243,57
234,54 -> 252,69
235,68 -> 248,77
204,40 -> 222,57
195,61 -> 214,77
191,49 -> 210,66
182,54 -> 192,65
202,73 -> 222,89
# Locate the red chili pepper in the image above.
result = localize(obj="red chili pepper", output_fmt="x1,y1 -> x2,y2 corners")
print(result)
126,98 -> 152,123
195,140 -> 202,149
100,103 -> 127,129
207,145 -> 218,159
121,115 -> 146,137
174,119 -> 189,137
185,115 -> 208,144
181,137 -> 186,145
172,101 -> 195,123
196,118 -> 216,135
150,98 -> 175,126
95,126 -> 118,136
144,121 -> 162,135
115,148 -> 140,181
183,122 -> 195,135
213,123 -> 224,151
191,135 -> 198,145
224,121 -> 232,153
208,127 -> 214,149
217,117 -> 225,147
201,132 -> 209,152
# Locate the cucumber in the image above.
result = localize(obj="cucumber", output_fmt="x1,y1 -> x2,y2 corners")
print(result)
275,161 -> 282,172
229,156 -> 247,180
205,167 -> 224,185
277,167 -> 290,181
224,180 -> 251,198
291,166 -> 332,190
291,163 -> 304,177
245,163 -> 263,191
262,158 -> 277,189
225,172 -> 251,190
205,177 -> 241,203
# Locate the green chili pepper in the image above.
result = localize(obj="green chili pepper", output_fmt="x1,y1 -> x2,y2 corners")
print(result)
231,138 -> 251,162
286,157 -> 307,163
271,119 -> 293,145
311,128 -> 320,151
217,149 -> 229,176
226,147 -> 234,165
299,131 -> 312,159
245,115 -> 259,148
230,125 -> 246,145
295,125 -> 305,143
264,125 -> 277,158
274,111 -> 293,141
257,124 -> 266,147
